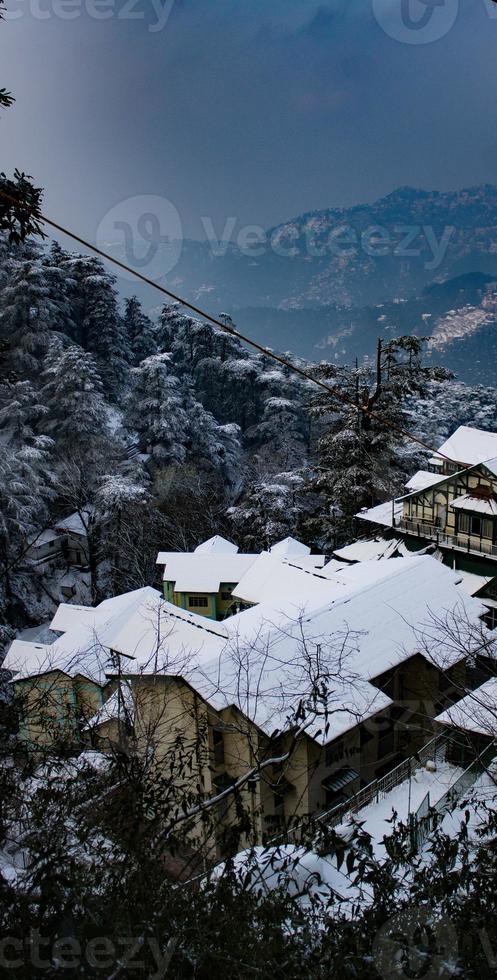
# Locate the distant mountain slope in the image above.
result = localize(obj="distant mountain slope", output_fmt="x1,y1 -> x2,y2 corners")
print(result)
113,185 -> 497,316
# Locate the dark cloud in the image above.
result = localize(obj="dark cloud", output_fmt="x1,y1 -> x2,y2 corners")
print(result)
1,0 -> 496,245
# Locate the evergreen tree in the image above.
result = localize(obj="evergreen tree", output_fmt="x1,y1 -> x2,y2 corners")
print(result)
0,381 -> 54,621
0,256 -> 67,378
41,342 -> 108,450
59,254 -> 130,395
124,295 -> 157,365
307,337 -> 450,545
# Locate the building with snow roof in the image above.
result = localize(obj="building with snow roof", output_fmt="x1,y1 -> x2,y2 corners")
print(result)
4,554 -> 492,851
156,535 -> 325,621
355,426 -> 497,624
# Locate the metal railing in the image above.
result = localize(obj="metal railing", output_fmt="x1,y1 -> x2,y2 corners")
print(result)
409,741 -> 497,853
317,731 -> 449,831
396,519 -> 497,560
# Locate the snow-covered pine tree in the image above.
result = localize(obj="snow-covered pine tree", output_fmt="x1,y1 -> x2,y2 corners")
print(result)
0,380 -> 54,623
41,342 -> 109,450
124,295 -> 157,365
308,337 -> 449,544
0,254 -> 68,379
228,471 -> 307,552
127,353 -> 190,466
59,254 -> 130,396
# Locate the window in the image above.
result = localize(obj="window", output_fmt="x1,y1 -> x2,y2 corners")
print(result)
458,512 -> 494,538
188,596 -> 208,608
220,592 -> 232,601
212,728 -> 225,764
471,515 -> 483,536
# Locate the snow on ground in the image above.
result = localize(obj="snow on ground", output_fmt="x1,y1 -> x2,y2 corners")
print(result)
212,844 -> 371,915
337,761 -> 465,859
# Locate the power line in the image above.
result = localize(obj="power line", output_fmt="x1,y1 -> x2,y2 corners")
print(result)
0,187 -> 462,465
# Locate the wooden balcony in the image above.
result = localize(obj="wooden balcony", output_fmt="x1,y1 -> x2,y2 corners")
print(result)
396,518 -> 497,561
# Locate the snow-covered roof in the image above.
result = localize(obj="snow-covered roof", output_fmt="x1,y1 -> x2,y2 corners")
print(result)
189,557 -> 486,743
269,537 -> 311,558
8,557 -> 488,748
54,509 -> 92,537
50,603 -> 100,634
97,594 -> 227,669
450,494 -> 497,516
435,677 -> 497,736
453,571 -> 491,598
28,529 -> 60,547
334,538 -> 399,563
405,470 -> 447,493
157,553 -> 258,592
356,500 -> 402,528
232,553 -> 340,607
5,587 -> 163,686
194,535 -> 239,555
83,682 -> 134,731
430,426 -> 497,468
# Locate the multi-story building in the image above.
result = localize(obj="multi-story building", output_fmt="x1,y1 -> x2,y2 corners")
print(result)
156,534 -> 325,620
356,426 -> 497,627
4,552 -> 487,856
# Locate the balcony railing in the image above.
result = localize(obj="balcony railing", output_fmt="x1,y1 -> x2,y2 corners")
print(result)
396,518 -> 497,560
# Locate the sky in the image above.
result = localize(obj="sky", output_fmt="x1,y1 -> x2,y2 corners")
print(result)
1,0 -> 497,246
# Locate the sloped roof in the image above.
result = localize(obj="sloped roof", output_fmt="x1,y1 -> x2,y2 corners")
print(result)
232,553 -> 336,606
269,537 -> 311,558
28,530 -> 60,547
405,470 -> 448,493
83,682 -> 134,731
189,557 -> 486,743
450,494 -> 497,516
50,603 -> 100,634
435,677 -> 497,735
5,587 -> 163,686
7,558 -> 488,748
156,553 -> 258,592
430,426 -> 497,468
54,508 -> 93,536
356,500 -> 403,528
194,535 -> 239,555
334,538 -> 399,563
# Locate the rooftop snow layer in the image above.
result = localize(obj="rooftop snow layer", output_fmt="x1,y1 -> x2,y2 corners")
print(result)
430,426 -> 497,468
450,494 -> 497,516
405,470 -> 448,493
193,535 -> 239,555
269,536 -> 311,558
157,553 -> 258,592
435,677 -> 497,735
334,538 -> 399,563
356,500 -> 402,528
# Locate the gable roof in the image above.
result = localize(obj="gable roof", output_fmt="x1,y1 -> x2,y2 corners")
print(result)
156,553 -> 259,592
430,426 -> 497,468
269,537 -> 311,558
194,535 -> 239,555
435,677 -> 497,736
404,470 -> 448,493
7,558 -> 488,748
